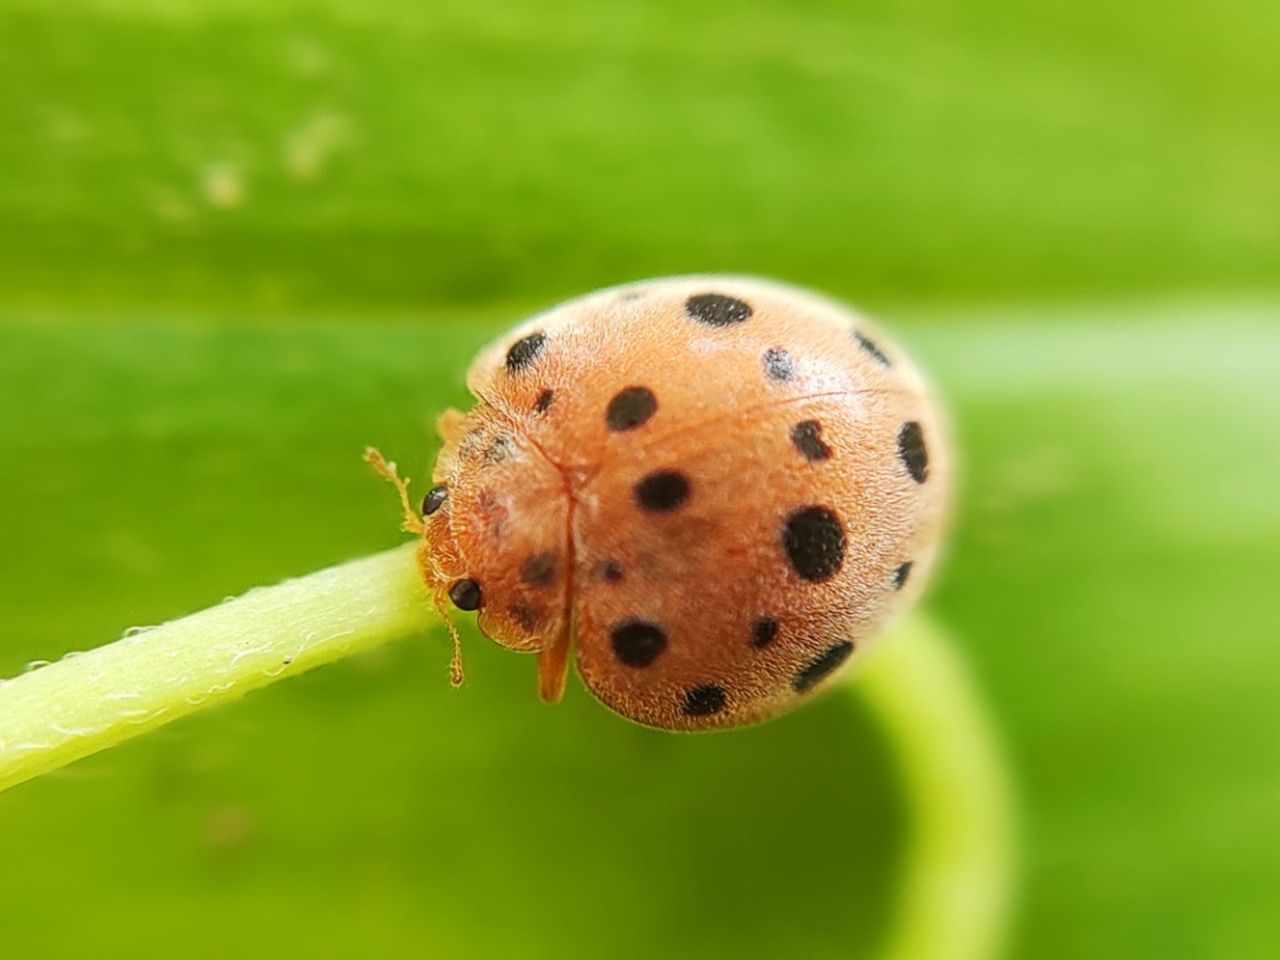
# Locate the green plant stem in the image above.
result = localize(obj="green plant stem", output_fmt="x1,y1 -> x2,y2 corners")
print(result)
0,543 -> 429,793
860,618 -> 1016,960
0,545 -> 1014,959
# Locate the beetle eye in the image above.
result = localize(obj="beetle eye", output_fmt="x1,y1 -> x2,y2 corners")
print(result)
421,485 -> 448,516
448,579 -> 482,611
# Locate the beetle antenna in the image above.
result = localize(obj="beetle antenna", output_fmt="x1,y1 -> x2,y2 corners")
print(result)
364,446 -> 424,535
431,589 -> 465,686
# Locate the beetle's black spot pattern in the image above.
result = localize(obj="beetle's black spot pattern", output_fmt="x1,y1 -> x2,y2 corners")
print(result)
898,421 -> 928,483
686,293 -> 752,327
449,579 -> 482,611
520,552 -> 557,588
508,600 -> 540,631
606,386 -> 658,432
854,330 -> 891,366
505,332 -> 547,372
894,561 -> 913,591
600,561 -> 625,583
421,485 -> 448,516
682,684 -> 727,717
611,620 -> 667,668
762,347 -> 797,383
783,506 -> 847,582
534,389 -> 555,414
791,420 -> 833,462
635,470 -> 691,512
751,618 -> 779,649
793,641 -> 854,693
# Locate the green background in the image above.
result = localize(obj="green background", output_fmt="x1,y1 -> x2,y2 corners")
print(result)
1,1 -> 1277,957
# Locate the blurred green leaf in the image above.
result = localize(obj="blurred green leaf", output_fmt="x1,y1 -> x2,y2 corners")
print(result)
1,0 -> 1277,313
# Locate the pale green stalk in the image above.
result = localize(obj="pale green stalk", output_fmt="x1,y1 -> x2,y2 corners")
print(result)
0,545 -> 1013,959
0,544 -> 428,792
860,618 -> 1016,960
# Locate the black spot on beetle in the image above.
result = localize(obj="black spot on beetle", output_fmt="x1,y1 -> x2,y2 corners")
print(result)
686,293 -> 752,327
751,618 -> 779,649
762,347 -> 797,382
534,389 -> 555,414
634,470 -> 691,512
790,420 -> 833,462
793,641 -> 854,693
449,579 -> 482,611
854,330 -> 891,366
611,620 -> 667,668
894,561 -> 913,590
521,552 -> 557,588
421,485 -> 448,516
508,600 -> 540,632
783,506 -> 847,582
682,684 -> 727,717
606,386 -> 658,432
505,332 -> 547,372
600,561 -> 625,583
898,421 -> 928,483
